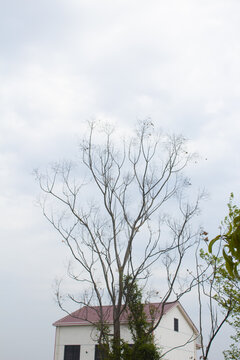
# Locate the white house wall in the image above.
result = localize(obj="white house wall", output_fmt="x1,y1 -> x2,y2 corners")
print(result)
154,306 -> 197,360
54,325 -> 94,360
54,324 -> 133,360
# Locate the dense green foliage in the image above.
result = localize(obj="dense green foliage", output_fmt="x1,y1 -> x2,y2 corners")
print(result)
200,250 -> 240,360
122,276 -> 160,360
221,268 -> 240,360
209,193 -> 240,279
207,194 -> 240,358
223,318 -> 240,360
96,276 -> 160,360
123,342 -> 160,360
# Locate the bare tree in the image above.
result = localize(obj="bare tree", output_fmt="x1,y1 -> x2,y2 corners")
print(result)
36,120 -> 202,359
196,244 -> 237,360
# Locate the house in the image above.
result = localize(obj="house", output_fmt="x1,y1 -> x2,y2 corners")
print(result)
53,301 -> 200,360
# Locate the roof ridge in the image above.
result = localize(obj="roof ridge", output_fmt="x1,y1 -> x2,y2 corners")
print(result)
53,301 -> 179,327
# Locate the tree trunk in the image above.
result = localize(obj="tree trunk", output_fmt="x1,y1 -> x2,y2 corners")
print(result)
113,307 -> 121,360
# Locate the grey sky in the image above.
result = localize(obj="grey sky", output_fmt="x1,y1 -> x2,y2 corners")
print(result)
1,1 -> 240,359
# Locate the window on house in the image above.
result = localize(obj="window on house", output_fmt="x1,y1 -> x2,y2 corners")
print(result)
64,345 -> 80,360
95,345 -> 108,360
174,317 -> 179,332
95,344 -> 133,360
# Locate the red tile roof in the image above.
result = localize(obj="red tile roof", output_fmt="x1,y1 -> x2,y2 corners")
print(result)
53,301 -> 178,327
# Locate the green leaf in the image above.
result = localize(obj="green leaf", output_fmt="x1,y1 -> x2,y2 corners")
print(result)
233,264 -> 240,280
233,214 -> 240,225
208,235 -> 221,253
223,248 -> 234,278
236,245 -> 240,261
226,223 -> 233,237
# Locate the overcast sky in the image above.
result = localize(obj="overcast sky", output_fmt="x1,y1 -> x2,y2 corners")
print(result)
1,1 -> 240,359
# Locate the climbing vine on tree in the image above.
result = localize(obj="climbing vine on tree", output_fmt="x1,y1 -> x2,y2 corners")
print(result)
122,276 -> 160,360
95,276 -> 160,360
